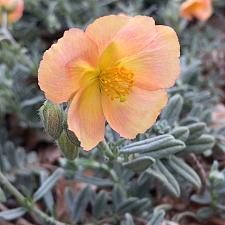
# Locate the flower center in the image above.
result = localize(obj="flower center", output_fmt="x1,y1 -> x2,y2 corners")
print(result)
99,66 -> 134,102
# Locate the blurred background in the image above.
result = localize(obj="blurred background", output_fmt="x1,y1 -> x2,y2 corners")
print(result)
0,0 -> 225,225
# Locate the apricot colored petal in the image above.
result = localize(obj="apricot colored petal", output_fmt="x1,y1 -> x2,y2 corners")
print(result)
8,0 -> 24,23
99,16 -> 157,69
102,87 -> 167,139
180,0 -> 212,21
192,1 -> 212,21
86,15 -> 131,54
38,28 -> 99,104
121,25 -> 180,91
68,82 -> 105,151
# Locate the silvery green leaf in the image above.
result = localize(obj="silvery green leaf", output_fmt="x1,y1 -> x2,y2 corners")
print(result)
123,156 -> 155,172
5,142 -> 17,167
155,160 -> 180,197
135,198 -> 151,215
197,207 -> 214,219
64,187 -> 74,217
33,168 -> 64,202
120,135 -> 185,155
0,187 -> 6,203
15,147 -> 26,168
112,185 -> 126,211
191,191 -> 211,204
180,60 -> 201,83
170,126 -> 190,142
186,122 -> 206,141
200,109 -> 212,124
73,186 -> 92,222
1,156 -> 11,172
147,139 -> 185,159
168,155 -> 201,188
38,170 -> 54,212
0,207 -> 27,220
116,197 -> 139,214
185,135 -> 215,154
93,191 -> 108,219
122,213 -> 135,225
161,94 -> 183,125
189,104 -> 203,117
147,210 -> 165,225
209,170 -> 225,186
146,160 -> 180,197
21,96 -> 43,108
74,174 -> 114,187
180,117 -> 199,126
130,198 -> 151,215
122,134 -> 172,150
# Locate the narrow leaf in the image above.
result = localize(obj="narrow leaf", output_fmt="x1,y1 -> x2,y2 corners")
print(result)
0,208 -> 27,220
161,94 -> 183,125
33,168 -> 64,202
123,156 -> 155,172
187,122 -> 206,141
185,135 -> 215,154
147,210 -> 165,225
170,126 -> 189,142
93,191 -> 108,219
168,155 -> 201,188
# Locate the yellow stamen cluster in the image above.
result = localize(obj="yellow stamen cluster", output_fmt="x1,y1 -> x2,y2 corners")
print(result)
99,66 -> 134,102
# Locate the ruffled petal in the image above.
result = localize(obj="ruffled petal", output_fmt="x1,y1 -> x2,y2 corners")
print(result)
102,87 -> 167,139
68,82 -> 105,151
120,25 -> 180,90
99,16 -> 157,69
85,14 -> 131,54
38,28 -> 99,104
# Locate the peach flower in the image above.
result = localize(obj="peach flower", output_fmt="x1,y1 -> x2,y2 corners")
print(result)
38,15 -> 180,151
0,0 -> 24,24
180,0 -> 212,21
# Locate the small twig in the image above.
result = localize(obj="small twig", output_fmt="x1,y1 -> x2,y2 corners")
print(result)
133,217 -> 148,225
0,12 -> 33,68
187,154 -> 207,192
0,171 -> 71,225
1,12 -> 17,45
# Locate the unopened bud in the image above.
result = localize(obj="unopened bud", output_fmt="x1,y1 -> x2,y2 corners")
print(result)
57,131 -> 79,160
65,129 -> 80,146
39,100 -> 63,139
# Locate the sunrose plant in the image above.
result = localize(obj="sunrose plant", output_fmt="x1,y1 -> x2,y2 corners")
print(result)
180,0 -> 212,21
0,0 -> 24,23
38,15 -> 180,151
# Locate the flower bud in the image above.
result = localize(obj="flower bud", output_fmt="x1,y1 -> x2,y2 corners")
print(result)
57,130 -> 79,160
39,100 -> 63,139
65,129 -> 80,146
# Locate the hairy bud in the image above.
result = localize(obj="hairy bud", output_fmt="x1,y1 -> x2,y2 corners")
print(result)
57,131 -> 79,160
39,100 -> 63,139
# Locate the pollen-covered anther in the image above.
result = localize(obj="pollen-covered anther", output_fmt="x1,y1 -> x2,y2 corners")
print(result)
99,67 -> 134,102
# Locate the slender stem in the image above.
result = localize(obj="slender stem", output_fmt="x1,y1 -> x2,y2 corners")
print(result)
98,140 -> 115,160
0,170 -> 70,225
1,12 -> 17,45
0,12 -> 33,68
0,171 -> 24,205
